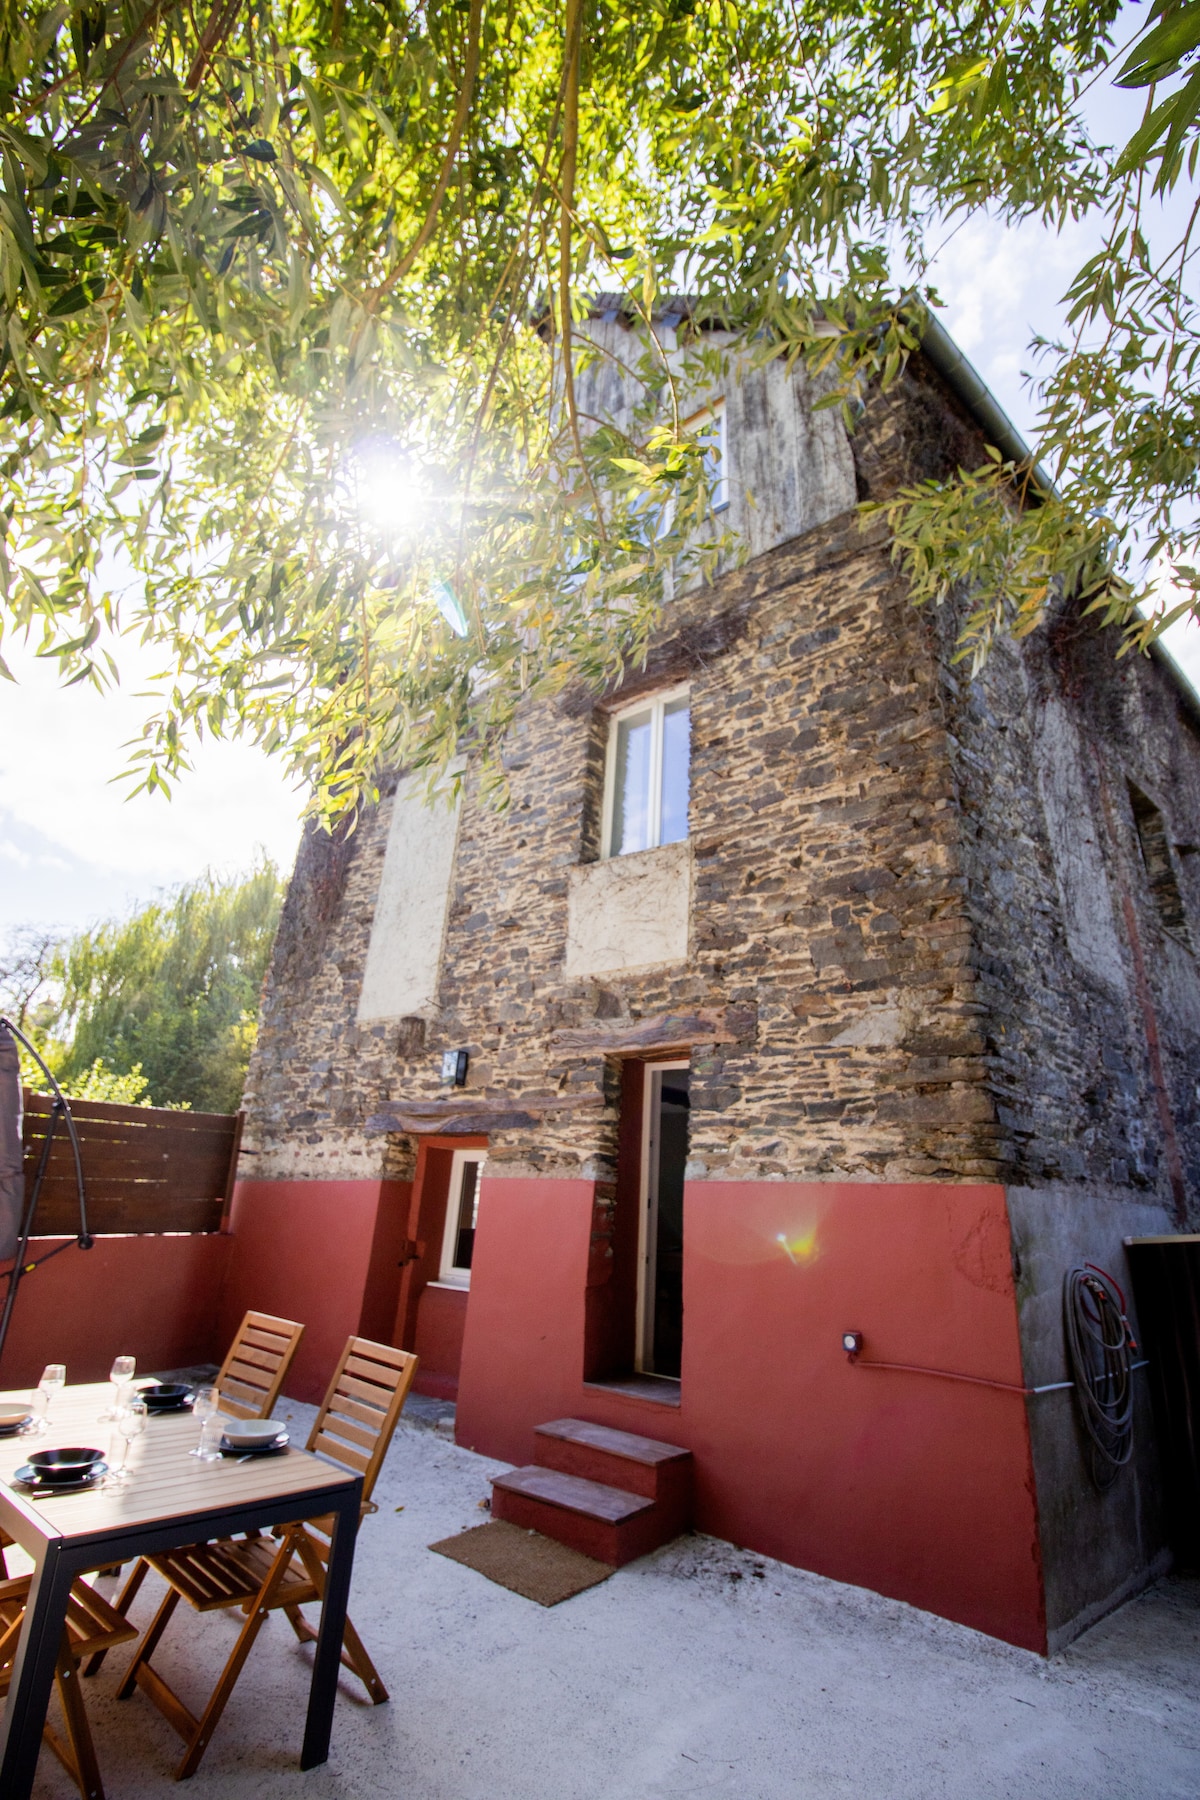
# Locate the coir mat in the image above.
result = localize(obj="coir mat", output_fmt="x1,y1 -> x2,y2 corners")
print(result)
429,1520 -> 614,1606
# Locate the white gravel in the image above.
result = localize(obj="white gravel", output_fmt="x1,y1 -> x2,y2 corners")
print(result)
25,1400 -> 1200,1800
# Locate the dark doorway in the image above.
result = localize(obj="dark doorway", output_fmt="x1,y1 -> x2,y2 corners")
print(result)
639,1062 -> 689,1379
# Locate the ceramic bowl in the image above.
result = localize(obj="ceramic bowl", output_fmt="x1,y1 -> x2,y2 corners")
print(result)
26,1446 -> 103,1482
220,1418 -> 285,1449
0,1402 -> 32,1430
140,1383 -> 192,1408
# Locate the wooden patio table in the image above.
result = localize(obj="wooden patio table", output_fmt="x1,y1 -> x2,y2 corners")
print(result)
0,1381 -> 362,1798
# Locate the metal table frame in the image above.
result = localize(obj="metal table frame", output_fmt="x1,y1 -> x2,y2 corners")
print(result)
0,1462 -> 362,1797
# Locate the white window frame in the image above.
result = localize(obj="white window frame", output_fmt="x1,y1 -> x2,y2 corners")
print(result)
600,684 -> 690,860
683,399 -> 728,513
436,1148 -> 487,1289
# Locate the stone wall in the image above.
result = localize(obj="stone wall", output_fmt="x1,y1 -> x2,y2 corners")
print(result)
243,356 -> 1200,1221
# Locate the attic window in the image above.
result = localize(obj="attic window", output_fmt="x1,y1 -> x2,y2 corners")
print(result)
684,400 -> 728,513
1129,784 -> 1190,942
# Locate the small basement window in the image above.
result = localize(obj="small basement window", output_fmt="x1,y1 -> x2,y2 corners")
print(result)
602,687 -> 691,858
1129,783 -> 1190,943
438,1149 -> 486,1287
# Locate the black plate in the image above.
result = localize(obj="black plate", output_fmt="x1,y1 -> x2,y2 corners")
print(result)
13,1462 -> 108,1492
219,1434 -> 288,1457
0,1420 -> 31,1437
143,1397 -> 193,1413
139,1383 -> 192,1406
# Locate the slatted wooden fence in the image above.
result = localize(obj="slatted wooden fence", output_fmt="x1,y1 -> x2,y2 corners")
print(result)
20,1091 -> 243,1236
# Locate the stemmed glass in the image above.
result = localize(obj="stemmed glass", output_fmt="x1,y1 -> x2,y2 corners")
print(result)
104,1398 -> 148,1486
99,1355 -> 136,1422
27,1364 -> 66,1435
190,1386 -> 222,1461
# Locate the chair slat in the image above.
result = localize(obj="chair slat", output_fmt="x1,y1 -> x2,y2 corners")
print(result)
214,1310 -> 305,1421
312,1429 -> 370,1475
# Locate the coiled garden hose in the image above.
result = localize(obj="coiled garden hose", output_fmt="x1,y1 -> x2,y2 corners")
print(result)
1063,1264 -> 1136,1490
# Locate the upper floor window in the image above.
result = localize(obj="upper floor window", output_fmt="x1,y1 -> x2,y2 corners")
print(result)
602,688 -> 690,858
684,399 -> 728,513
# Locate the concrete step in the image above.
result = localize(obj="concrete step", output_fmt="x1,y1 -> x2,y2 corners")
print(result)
490,1464 -> 678,1567
533,1417 -> 692,1507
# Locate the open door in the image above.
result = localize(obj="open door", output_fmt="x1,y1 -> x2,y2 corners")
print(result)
637,1061 -> 690,1379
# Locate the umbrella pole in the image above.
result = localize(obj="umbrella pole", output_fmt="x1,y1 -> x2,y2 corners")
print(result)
0,1019 -> 93,1370
0,1099 -> 62,1365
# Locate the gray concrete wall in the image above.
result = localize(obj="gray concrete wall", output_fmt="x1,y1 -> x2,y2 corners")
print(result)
1007,1183 -> 1173,1651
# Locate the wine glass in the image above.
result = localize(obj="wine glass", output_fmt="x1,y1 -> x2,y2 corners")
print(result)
37,1364 -> 65,1431
190,1386 -> 220,1460
105,1398 -> 147,1486
100,1355 -> 136,1422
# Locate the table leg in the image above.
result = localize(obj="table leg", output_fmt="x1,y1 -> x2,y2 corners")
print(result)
0,1541 -> 77,1800
300,1492 -> 360,1771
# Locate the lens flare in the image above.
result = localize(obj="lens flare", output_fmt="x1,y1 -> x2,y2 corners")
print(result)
775,1225 -> 820,1266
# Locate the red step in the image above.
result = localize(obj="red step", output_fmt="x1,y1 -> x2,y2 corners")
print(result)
490,1418 -> 694,1566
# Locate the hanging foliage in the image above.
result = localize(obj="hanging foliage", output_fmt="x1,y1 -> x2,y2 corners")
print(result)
0,0 -> 1195,817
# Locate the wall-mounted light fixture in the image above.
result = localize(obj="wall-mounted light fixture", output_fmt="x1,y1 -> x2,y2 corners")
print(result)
441,1049 -> 469,1088
842,1331 -> 863,1362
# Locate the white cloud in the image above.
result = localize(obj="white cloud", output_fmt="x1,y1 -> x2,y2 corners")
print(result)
0,632 -> 303,927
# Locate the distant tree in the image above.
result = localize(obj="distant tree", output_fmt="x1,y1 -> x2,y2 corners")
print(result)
0,927 -> 60,1034
4,861 -> 283,1114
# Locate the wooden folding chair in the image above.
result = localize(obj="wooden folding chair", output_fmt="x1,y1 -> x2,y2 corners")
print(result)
84,1309 -> 306,1660
113,1338 -> 418,1780
0,1573 -> 138,1800
214,1310 -> 306,1420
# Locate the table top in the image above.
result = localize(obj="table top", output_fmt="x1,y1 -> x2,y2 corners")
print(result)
0,1383 -> 351,1549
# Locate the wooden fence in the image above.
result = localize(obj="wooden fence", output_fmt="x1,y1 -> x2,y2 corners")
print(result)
20,1091 -> 243,1236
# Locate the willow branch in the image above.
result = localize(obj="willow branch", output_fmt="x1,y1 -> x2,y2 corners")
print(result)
558,0 -> 605,536
367,0 -> 484,309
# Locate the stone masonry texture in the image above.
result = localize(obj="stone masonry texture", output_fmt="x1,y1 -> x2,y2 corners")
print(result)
241,356 -> 1200,1229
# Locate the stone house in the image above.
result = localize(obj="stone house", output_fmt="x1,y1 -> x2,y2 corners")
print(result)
228,309 -> 1200,1653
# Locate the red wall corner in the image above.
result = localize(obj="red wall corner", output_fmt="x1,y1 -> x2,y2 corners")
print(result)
453,1172 -> 1046,1652
218,1178 -> 412,1403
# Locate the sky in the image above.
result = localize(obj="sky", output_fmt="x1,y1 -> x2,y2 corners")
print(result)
1,3 -> 1197,936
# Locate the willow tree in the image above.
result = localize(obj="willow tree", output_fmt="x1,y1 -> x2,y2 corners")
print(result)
0,0 -> 1196,818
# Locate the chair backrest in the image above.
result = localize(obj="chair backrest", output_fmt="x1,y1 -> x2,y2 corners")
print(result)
216,1311 -> 305,1420
307,1337 -> 418,1510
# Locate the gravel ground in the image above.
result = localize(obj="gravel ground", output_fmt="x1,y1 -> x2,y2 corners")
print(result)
24,1399 -> 1200,1800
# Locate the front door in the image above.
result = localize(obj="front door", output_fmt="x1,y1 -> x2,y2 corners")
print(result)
637,1061 -> 690,1378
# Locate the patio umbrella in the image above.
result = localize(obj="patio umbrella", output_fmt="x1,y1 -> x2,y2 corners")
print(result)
0,1023 -> 22,1263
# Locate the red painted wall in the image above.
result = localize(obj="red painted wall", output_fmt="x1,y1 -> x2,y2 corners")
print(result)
218,1179 -> 411,1403
456,1175 -> 1046,1651
0,1232 -> 233,1391
412,1284 -> 468,1400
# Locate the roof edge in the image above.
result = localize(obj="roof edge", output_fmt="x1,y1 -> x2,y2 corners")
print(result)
918,313 -> 1058,500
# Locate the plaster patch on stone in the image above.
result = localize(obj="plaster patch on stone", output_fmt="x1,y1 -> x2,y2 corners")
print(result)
357,773 -> 461,1022
829,996 -> 923,1048
565,841 -> 692,978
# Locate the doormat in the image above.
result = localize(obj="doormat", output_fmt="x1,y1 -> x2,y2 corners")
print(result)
429,1520 -> 613,1606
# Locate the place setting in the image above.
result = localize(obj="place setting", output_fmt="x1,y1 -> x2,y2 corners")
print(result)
3,1358 -> 151,1495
